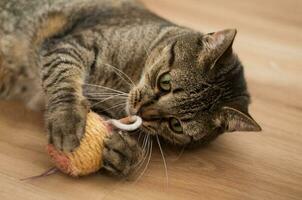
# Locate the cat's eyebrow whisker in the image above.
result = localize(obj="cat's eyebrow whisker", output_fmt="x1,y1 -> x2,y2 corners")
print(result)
156,135 -> 169,186
142,42 -> 150,57
148,41 -> 178,70
83,83 -> 127,95
103,63 -> 135,87
166,32 -> 189,42
148,53 -> 166,69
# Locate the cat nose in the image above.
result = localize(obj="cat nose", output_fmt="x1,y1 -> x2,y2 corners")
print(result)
139,106 -> 161,121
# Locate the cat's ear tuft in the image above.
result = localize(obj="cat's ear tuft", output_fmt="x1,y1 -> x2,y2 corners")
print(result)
216,106 -> 262,132
201,29 -> 237,68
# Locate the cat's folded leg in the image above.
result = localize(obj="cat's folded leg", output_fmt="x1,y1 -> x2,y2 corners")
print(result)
41,37 -> 95,152
102,130 -> 142,177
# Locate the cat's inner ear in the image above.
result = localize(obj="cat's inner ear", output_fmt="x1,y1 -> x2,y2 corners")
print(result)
201,29 -> 237,69
216,106 -> 262,132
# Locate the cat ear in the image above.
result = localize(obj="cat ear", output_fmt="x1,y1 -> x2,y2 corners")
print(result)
217,106 -> 262,132
201,29 -> 237,69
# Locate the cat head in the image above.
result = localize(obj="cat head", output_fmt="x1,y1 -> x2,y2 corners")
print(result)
127,29 -> 261,145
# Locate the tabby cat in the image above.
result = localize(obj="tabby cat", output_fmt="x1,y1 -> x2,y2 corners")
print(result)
0,0 -> 261,176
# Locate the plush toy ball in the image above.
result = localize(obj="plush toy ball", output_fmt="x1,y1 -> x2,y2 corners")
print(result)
46,111 -> 142,177
47,112 -> 110,177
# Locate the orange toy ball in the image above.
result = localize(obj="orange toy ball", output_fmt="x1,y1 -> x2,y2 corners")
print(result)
47,112 -> 111,177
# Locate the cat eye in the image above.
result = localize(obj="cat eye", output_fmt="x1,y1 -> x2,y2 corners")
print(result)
169,118 -> 183,133
158,73 -> 171,91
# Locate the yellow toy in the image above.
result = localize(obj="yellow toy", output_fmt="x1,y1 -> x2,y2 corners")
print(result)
46,111 -> 142,177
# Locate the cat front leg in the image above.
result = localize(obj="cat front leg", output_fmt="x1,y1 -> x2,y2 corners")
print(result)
41,36 -> 95,152
102,131 -> 142,176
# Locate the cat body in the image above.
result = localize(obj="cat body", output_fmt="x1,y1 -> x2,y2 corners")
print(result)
1,0 -> 150,111
0,0 -> 261,176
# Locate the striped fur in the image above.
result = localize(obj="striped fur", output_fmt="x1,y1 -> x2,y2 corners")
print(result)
0,0 -> 261,176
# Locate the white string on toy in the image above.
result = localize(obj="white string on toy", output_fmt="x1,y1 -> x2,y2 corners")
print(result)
108,116 -> 142,131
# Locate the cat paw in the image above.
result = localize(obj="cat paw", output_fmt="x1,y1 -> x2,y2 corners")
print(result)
102,132 -> 142,176
46,100 -> 89,152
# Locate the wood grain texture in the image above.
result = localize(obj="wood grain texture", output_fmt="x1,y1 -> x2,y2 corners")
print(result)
0,0 -> 301,199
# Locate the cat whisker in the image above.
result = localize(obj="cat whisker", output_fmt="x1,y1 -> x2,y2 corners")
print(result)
141,125 -> 157,135
132,136 -> 150,175
127,129 -> 141,138
85,93 -> 127,102
132,134 -> 149,170
147,40 -> 182,70
170,146 -> 185,162
85,92 -> 128,96
85,92 -> 128,101
87,95 -> 128,99
87,95 -> 127,99
135,137 -> 153,182
91,94 -> 127,107
141,134 -> 149,153
103,102 -> 127,111
156,135 -> 169,186
148,53 -> 166,69
142,42 -> 150,57
137,131 -> 142,143
167,31 -> 189,41
87,95 -> 128,100
83,83 -> 127,95
139,130 -> 147,145
103,63 -> 135,87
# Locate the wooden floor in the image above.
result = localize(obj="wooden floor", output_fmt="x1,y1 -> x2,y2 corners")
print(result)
1,0 -> 302,199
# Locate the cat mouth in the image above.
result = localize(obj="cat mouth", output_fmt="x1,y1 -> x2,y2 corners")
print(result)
126,91 -> 160,135
125,104 -> 157,133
